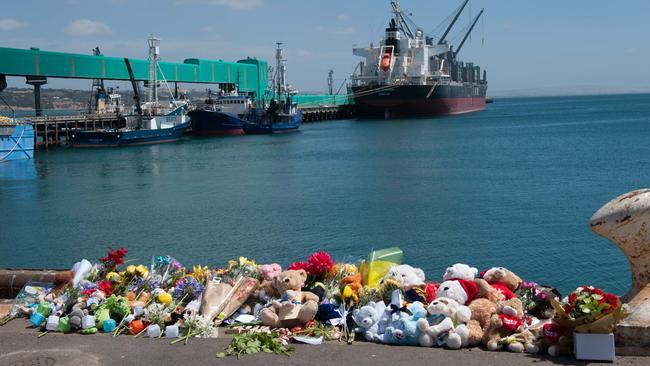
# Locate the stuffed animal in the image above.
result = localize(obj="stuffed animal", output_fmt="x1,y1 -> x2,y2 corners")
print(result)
258,263 -> 282,300
467,298 -> 498,346
260,269 -> 319,329
352,301 -> 387,342
381,300 -> 427,346
481,267 -> 522,301
339,265 -> 363,304
436,279 -> 479,305
443,263 -> 478,281
383,264 -> 425,289
482,298 -> 526,352
417,297 -> 471,349
526,321 -> 572,356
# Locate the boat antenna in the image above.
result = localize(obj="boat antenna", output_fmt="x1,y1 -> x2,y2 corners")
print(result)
327,70 -> 334,95
454,8 -> 484,57
438,0 -> 469,45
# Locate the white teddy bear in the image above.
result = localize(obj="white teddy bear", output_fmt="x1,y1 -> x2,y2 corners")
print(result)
383,264 -> 425,288
442,263 -> 478,281
417,297 -> 472,349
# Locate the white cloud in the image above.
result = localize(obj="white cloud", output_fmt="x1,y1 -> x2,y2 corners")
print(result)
0,18 -> 28,31
176,0 -> 263,10
625,47 -> 638,55
336,14 -> 347,21
64,20 -> 112,37
502,23 -> 512,30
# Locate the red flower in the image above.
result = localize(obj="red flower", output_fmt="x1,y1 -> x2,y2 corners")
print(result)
591,288 -> 604,296
305,252 -> 333,276
97,280 -> 113,295
603,293 -> 618,306
568,292 -> 577,303
81,289 -> 95,296
288,262 -> 309,271
100,247 -> 128,270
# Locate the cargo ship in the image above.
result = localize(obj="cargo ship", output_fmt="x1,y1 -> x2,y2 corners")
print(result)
350,0 -> 488,119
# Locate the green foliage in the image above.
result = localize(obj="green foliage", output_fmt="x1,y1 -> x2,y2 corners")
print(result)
216,332 -> 293,359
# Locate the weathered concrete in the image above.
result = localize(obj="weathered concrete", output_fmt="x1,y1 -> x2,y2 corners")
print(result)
0,320 -> 647,366
590,189 -> 650,347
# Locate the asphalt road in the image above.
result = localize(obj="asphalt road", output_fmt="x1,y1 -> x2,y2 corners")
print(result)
0,320 -> 648,366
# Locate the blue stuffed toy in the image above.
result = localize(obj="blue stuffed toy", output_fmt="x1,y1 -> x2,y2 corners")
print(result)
381,293 -> 428,346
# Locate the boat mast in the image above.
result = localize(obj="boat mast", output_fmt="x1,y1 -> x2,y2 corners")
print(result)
147,36 -> 160,106
275,42 -> 287,99
438,0 -> 469,45
454,9 -> 484,57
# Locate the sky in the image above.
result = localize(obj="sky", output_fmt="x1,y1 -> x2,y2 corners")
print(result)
1,0 -> 649,94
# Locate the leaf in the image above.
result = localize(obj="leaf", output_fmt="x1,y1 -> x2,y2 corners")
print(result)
216,352 -> 226,358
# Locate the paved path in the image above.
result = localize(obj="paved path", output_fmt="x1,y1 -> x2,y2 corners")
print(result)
0,320 -> 648,366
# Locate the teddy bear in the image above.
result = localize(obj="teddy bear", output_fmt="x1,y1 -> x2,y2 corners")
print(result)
352,301 -> 387,342
526,321 -> 572,356
482,297 -> 527,352
443,263 -> 478,281
481,267 -> 523,301
417,297 -> 472,349
384,264 -> 425,289
381,300 -> 427,346
466,298 -> 498,346
260,269 -> 319,329
258,263 -> 282,300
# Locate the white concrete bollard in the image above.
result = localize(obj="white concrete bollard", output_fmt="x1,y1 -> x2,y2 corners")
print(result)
590,189 -> 650,347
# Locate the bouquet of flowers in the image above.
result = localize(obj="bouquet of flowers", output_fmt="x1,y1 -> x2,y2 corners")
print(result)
287,251 -> 334,285
552,285 -> 628,333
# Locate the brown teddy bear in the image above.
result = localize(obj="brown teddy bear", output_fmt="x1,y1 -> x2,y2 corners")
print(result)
466,298 -> 498,346
260,269 -> 319,329
481,267 -> 522,301
482,297 -> 526,351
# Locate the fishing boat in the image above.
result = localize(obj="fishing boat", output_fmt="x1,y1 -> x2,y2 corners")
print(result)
188,91 -> 247,136
69,37 -> 191,148
0,121 -> 34,162
0,82 -> 34,162
242,43 -> 301,134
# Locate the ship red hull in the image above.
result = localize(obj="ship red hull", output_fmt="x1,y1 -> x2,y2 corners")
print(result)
351,83 -> 488,119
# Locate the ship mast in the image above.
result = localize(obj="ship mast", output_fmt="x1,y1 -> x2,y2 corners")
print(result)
438,0 -> 469,45
147,36 -> 160,106
454,9 -> 484,57
274,42 -> 287,99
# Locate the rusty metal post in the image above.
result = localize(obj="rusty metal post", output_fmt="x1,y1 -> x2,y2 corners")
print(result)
590,189 -> 650,347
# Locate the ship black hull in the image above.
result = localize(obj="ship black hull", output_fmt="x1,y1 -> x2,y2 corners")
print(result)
351,83 -> 487,119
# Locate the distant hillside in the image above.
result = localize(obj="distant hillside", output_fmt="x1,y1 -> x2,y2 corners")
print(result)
0,87 -> 213,112
490,85 -> 650,98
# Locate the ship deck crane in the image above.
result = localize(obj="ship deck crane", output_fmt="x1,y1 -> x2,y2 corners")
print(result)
438,0 -> 470,45
454,9 -> 484,57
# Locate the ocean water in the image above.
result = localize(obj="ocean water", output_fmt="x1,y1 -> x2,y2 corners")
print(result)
2,93 -> 650,295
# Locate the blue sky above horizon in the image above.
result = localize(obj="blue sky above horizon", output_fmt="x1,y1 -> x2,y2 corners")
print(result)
1,0 -> 649,93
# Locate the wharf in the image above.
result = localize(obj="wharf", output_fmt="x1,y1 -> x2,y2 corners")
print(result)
28,113 -> 125,149
1,319 -> 647,366
299,104 -> 355,122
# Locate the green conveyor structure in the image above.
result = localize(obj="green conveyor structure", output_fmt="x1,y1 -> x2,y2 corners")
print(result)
0,46 -> 352,107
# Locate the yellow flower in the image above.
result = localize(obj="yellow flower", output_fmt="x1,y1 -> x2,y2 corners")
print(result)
342,286 -> 353,299
192,265 -> 210,280
105,272 -> 121,283
126,265 -> 136,276
157,291 -> 172,305
135,265 -> 149,278
239,257 -> 256,267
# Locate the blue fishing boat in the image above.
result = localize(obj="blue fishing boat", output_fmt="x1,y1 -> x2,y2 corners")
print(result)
0,122 -> 34,162
188,92 -> 247,136
69,38 -> 191,148
242,102 -> 302,134
68,106 -> 190,147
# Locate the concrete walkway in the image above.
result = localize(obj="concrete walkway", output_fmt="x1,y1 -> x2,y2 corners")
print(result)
1,320 -> 648,366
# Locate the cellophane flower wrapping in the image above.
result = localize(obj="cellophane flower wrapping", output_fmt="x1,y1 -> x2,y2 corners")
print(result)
552,286 -> 628,333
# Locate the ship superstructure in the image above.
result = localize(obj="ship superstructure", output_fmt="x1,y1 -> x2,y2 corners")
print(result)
350,0 -> 488,119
